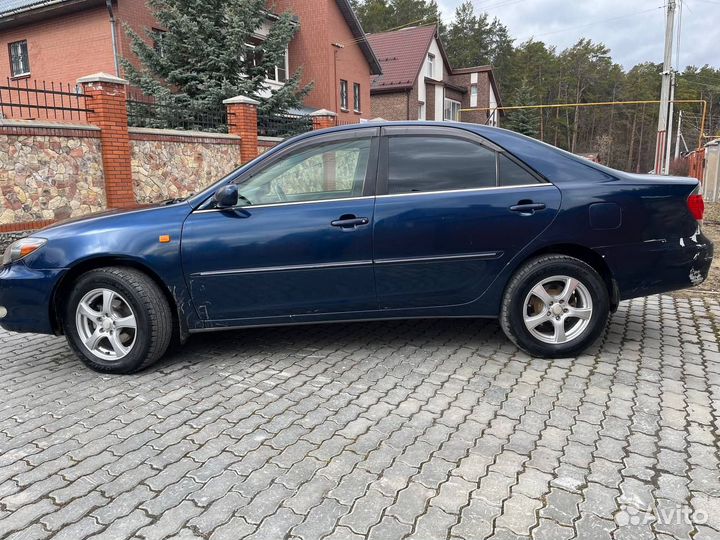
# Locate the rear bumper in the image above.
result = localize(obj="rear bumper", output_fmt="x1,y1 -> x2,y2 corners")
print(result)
600,232 -> 714,301
0,263 -> 65,334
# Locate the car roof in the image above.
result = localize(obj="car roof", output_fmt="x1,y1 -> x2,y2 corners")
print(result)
305,121 -> 620,184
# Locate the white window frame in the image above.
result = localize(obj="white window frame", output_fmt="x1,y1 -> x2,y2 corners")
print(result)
9,40 -> 30,78
444,98 -> 461,122
470,84 -> 478,108
353,82 -> 361,112
426,54 -> 435,78
340,79 -> 349,111
243,41 -> 288,84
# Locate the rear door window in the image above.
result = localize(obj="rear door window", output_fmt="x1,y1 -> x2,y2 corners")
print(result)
387,136 -> 497,194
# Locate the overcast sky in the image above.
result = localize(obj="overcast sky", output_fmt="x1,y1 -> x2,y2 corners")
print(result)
435,0 -> 720,70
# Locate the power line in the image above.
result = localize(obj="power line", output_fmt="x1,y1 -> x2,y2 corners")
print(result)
516,6 -> 663,40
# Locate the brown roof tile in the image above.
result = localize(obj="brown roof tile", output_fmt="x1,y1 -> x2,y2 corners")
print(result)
366,25 -> 436,92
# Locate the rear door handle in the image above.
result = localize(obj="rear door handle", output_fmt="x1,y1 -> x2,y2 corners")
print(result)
331,216 -> 369,229
510,202 -> 546,215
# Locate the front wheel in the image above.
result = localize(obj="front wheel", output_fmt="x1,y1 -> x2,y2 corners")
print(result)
500,255 -> 610,358
63,267 -> 173,374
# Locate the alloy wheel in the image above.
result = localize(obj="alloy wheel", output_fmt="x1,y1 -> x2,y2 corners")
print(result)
75,288 -> 137,362
522,275 -> 593,345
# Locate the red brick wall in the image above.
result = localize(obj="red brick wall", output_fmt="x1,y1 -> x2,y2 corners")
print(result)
116,0 -> 160,72
448,71 -> 491,124
269,0 -> 372,121
1,0 -> 372,121
426,83 -> 436,121
0,6 -> 115,84
370,86 -> 419,121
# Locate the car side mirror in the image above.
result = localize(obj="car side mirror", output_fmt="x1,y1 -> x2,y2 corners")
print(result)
214,185 -> 239,209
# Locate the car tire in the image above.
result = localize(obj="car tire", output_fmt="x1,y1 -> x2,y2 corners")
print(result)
63,266 -> 173,374
500,255 -> 610,358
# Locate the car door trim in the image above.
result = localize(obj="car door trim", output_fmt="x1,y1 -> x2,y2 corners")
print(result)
193,195 -> 375,214
194,251 -> 504,277
375,183 -> 552,199
375,251 -> 503,265
193,259 -> 374,277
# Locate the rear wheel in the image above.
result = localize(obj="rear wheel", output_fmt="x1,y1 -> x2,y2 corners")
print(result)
500,255 -> 610,358
63,267 -> 173,373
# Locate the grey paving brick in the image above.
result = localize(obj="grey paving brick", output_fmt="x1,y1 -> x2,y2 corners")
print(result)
136,500 -> 202,539
339,488 -> 393,534
208,515 -> 255,540
291,498 -> 348,539
0,499 -> 57,537
42,491 -> 108,531
186,492 -> 249,535
0,296 -> 717,540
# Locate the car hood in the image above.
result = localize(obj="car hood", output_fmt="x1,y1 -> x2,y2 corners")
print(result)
33,201 -> 194,241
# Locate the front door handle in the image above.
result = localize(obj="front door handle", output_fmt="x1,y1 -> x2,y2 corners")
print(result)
331,215 -> 369,229
510,202 -> 546,215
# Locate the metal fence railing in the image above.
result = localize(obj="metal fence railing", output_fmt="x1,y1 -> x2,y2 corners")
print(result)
126,89 -> 227,133
257,111 -> 313,138
0,78 -> 91,123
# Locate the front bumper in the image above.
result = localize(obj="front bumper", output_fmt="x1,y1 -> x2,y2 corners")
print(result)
0,263 -> 65,334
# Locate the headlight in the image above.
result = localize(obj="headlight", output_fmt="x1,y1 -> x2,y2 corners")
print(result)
2,237 -> 47,267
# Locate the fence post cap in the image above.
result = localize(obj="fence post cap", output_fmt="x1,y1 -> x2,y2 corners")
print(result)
77,72 -> 128,85
310,109 -> 337,117
223,95 -> 260,106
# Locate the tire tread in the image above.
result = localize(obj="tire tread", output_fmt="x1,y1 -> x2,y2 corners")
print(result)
64,266 -> 173,373
500,254 -> 609,358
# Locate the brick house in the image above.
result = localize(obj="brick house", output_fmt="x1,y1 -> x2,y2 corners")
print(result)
367,25 -> 502,125
0,0 -> 380,121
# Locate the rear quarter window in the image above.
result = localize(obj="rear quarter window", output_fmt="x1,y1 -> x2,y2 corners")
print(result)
498,154 -> 543,186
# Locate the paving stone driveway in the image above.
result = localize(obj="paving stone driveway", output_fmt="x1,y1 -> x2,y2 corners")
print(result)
1,294 -> 719,540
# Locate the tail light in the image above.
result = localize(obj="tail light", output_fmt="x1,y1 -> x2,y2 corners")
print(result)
687,191 -> 705,224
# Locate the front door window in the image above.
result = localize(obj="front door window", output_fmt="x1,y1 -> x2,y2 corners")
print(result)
235,138 -> 371,205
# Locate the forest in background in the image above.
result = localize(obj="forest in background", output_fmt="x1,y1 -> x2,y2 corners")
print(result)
351,0 -> 720,172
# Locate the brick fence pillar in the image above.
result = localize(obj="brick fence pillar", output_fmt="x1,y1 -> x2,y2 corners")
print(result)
78,72 -> 135,209
310,109 -> 337,130
224,96 -> 259,163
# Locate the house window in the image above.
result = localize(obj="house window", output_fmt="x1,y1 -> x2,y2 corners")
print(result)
353,83 -> 361,112
152,29 -> 166,57
444,98 -> 461,121
427,54 -> 435,78
275,50 -> 288,83
9,40 -> 30,78
244,40 -> 288,83
340,80 -> 348,110
470,84 -> 478,108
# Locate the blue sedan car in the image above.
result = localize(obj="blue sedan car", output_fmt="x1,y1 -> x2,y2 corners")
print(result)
0,122 -> 713,373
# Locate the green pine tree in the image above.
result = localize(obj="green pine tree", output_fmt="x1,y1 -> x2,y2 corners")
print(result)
122,0 -> 311,130
353,0 -> 440,33
505,80 -> 540,138
352,0 -> 394,33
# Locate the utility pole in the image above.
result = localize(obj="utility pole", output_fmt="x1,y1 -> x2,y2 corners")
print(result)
654,0 -> 676,174
665,71 -> 676,173
674,110 -> 683,160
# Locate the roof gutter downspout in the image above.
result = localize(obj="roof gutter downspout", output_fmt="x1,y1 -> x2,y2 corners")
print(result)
106,0 -> 120,77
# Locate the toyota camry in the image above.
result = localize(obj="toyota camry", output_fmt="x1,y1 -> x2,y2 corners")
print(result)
0,122 -> 713,373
